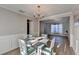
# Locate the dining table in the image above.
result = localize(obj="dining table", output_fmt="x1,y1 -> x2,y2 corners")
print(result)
23,36 -> 49,55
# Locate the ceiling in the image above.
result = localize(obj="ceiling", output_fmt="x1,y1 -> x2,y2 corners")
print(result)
0,4 -> 79,19
40,17 -> 69,23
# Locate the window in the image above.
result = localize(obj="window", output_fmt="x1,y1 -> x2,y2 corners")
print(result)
51,24 -> 63,34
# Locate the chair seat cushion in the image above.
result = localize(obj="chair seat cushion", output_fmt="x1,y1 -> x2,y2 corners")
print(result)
27,47 -> 36,55
42,47 -> 52,55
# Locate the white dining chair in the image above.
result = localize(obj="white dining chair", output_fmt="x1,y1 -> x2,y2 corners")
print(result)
18,39 -> 27,55
41,37 -> 56,55
23,34 -> 33,39
28,34 -> 32,38
41,34 -> 48,39
50,37 -> 55,48
18,39 -> 36,55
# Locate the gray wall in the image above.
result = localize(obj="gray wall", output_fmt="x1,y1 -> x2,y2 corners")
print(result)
0,7 -> 27,36
62,17 -> 70,34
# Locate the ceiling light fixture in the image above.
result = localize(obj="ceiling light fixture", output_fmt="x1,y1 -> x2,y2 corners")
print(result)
33,5 -> 44,19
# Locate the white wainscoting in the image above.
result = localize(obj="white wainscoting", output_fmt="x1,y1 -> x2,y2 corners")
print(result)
0,34 -> 25,54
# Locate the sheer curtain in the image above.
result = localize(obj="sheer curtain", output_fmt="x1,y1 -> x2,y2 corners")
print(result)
51,24 -> 63,34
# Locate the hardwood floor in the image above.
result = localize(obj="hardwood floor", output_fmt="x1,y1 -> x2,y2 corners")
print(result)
55,42 -> 75,55
3,37 -> 75,55
54,36 -> 75,55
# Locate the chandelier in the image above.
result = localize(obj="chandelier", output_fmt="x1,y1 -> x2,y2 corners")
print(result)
33,5 -> 44,19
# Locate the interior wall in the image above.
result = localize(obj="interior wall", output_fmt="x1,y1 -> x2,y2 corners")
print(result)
69,15 -> 76,53
62,17 -> 70,34
0,7 -> 27,36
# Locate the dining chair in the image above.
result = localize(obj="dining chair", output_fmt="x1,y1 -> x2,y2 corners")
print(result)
28,34 -> 32,38
18,39 -> 27,55
18,39 -> 36,55
41,37 -> 56,55
23,34 -> 33,39
41,34 -> 48,39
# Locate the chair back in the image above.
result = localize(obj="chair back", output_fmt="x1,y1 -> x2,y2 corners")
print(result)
18,39 -> 27,55
23,34 -> 33,39
27,34 -> 32,38
41,34 -> 47,39
50,37 -> 55,48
